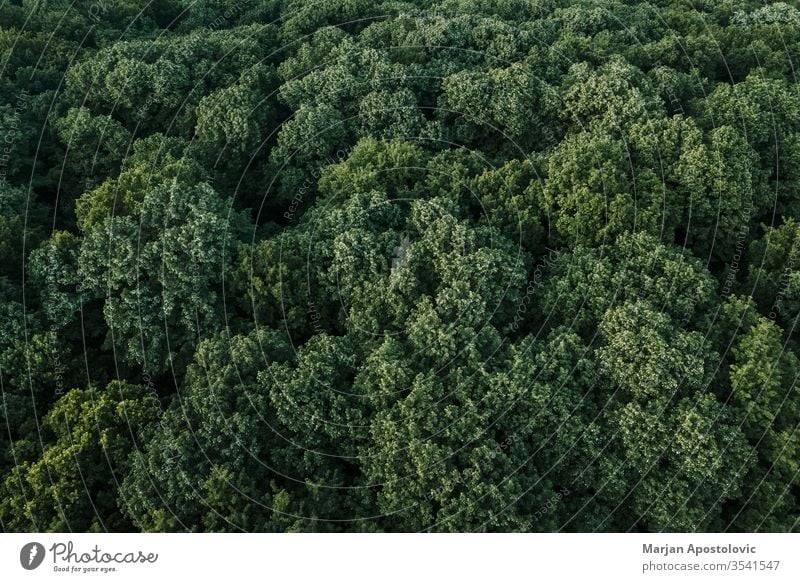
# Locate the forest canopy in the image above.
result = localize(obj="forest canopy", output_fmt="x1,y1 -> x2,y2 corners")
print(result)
1,0 -> 799,532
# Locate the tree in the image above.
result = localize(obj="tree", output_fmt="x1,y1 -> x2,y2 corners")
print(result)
538,232 -> 717,337
1,381 -> 160,532
120,328 -> 300,532
746,219 -> 800,332
195,64 -> 278,156
594,301 -> 752,531
439,62 -> 559,152
722,310 -> 800,531
78,180 -> 250,374
53,107 -> 132,182
471,158 -> 546,253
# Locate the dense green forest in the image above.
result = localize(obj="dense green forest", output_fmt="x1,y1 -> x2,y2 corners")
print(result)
1,0 -> 799,532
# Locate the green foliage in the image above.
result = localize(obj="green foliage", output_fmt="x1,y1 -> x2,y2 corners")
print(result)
2,0 -> 800,534
1,381 -> 160,532
53,107 -> 133,180
196,64 -> 279,154
746,219 -> 800,331
77,181 -> 250,374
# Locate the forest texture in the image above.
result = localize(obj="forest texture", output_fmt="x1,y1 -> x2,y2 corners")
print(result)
1,0 -> 800,532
